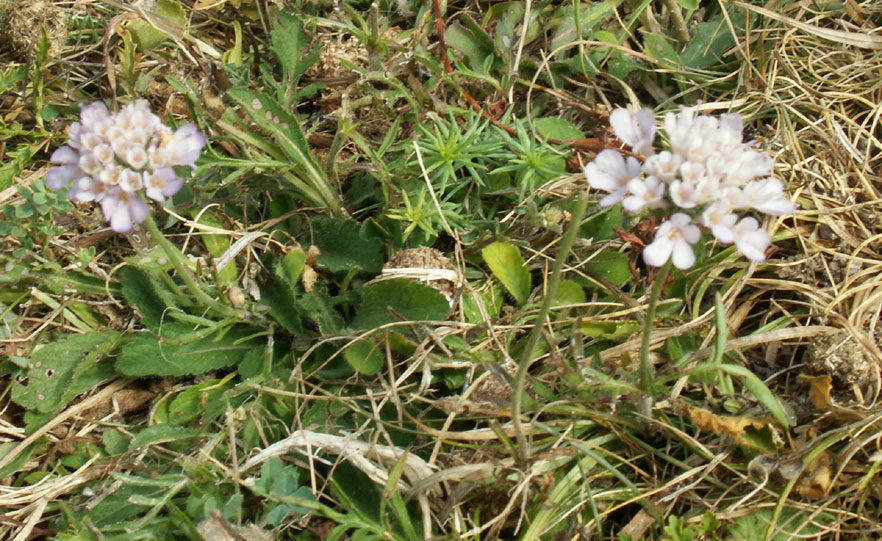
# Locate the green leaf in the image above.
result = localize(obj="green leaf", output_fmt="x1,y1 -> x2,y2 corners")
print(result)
550,1 -> 618,58
12,332 -> 121,414
283,249 -> 307,284
343,338 -> 384,376
129,425 -> 196,450
681,13 -> 744,69
102,429 -> 130,455
551,279 -> 585,307
258,256 -> 304,335
689,363 -> 791,428
532,117 -> 585,142
482,241 -> 531,305
120,266 -> 169,331
116,323 -> 259,376
311,217 -> 384,273
676,0 -> 698,9
445,22 -> 495,69
583,250 -> 632,287
0,442 -> 35,477
270,10 -> 320,82
581,320 -> 640,342
128,0 -> 188,50
351,279 -> 450,330
643,33 -> 682,70
193,211 -> 237,283
168,379 -> 234,426
580,205 -> 622,241
299,285 -> 343,334
226,88 -> 342,213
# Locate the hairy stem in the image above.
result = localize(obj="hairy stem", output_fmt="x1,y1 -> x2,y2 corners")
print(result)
512,194 -> 589,462
639,259 -> 672,398
142,211 -> 236,318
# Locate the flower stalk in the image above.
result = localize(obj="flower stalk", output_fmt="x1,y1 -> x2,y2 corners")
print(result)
638,259 -> 671,398
142,211 -> 237,318
512,193 -> 589,462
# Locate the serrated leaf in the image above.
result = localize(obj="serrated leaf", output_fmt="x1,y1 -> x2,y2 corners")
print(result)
351,279 -> 450,330
533,118 -> 585,142
12,332 -> 121,414
116,323 -> 259,376
258,255 -> 303,334
311,217 -> 383,273
270,10 -> 320,82
120,266 -> 169,331
482,241 -> 531,305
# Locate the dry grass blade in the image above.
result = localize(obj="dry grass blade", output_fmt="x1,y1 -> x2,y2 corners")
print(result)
0,378 -> 134,471
734,1 -> 882,50
239,430 -> 439,496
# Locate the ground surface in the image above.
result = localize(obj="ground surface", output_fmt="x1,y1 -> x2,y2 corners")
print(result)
1,0 -> 882,539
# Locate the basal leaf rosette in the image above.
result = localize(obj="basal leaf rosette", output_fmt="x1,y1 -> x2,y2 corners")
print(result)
585,106 -> 796,269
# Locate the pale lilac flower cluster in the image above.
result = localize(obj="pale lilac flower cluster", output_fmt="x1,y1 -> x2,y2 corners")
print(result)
585,107 -> 795,270
46,100 -> 206,233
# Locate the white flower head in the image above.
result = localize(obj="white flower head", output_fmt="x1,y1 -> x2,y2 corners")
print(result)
643,213 -> 701,270
587,105 -> 796,268
584,149 -> 642,207
694,177 -> 721,205
609,108 -> 656,156
46,100 -> 205,233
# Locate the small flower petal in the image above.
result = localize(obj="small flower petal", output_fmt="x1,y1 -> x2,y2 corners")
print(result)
732,217 -> 771,261
610,108 -> 656,155
46,165 -> 82,189
50,146 -> 79,165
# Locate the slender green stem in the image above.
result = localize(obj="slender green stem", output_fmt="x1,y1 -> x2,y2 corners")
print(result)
142,211 -> 237,318
639,259 -> 672,398
512,194 -> 589,462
